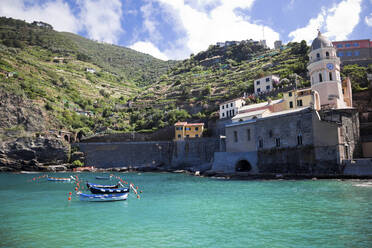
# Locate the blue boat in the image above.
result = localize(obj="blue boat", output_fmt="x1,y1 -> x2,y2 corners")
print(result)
78,193 -> 128,202
47,176 -> 75,182
89,186 -> 130,194
95,176 -> 112,180
86,182 -> 119,189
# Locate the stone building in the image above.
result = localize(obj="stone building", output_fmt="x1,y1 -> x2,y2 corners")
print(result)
174,122 -> 204,140
211,32 -> 360,175
254,75 -> 280,94
219,98 -> 245,119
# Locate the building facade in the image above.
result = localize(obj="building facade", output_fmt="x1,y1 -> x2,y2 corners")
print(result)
282,88 -> 315,110
175,122 -> 204,140
219,98 -> 245,119
274,40 -> 282,50
254,75 -> 280,95
332,39 -> 372,65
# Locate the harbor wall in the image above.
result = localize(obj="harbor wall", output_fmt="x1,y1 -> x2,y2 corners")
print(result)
77,138 -> 220,169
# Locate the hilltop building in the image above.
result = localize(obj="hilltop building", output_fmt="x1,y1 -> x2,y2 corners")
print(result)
254,75 -> 280,94
174,122 -> 204,140
274,40 -> 282,50
332,39 -> 372,65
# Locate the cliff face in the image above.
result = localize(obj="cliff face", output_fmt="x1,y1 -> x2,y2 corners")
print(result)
0,137 -> 69,171
0,91 -> 69,171
0,91 -> 49,134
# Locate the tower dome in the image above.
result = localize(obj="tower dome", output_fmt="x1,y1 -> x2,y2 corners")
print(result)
310,31 -> 332,51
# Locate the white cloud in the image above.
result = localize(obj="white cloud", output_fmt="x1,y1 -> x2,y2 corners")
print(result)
365,13 -> 372,26
78,0 -> 123,44
0,0 -> 80,33
288,9 -> 325,43
144,0 -> 279,59
289,0 -> 362,43
129,41 -> 169,60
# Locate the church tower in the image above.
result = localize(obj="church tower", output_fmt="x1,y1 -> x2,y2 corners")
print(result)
307,31 -> 345,109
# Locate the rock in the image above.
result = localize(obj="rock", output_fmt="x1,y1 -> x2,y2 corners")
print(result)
0,136 -> 70,171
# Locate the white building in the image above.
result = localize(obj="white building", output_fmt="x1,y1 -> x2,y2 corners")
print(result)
307,31 -> 349,109
254,75 -> 280,94
219,98 -> 246,119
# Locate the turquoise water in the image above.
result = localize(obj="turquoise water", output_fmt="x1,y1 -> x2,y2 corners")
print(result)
0,173 -> 371,248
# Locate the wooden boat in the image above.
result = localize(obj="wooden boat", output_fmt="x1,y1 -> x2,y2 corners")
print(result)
86,182 -> 120,189
78,192 -> 128,202
47,176 -> 75,182
95,175 -> 112,180
89,186 -> 130,194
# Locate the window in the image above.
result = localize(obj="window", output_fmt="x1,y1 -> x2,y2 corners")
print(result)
185,127 -> 191,131
222,112 -> 225,117
345,43 -> 351,47
195,134 -> 199,138
316,53 -> 320,58
247,129 -> 251,141
186,135 -> 189,138
329,72 -> 333,81
297,135 -> 302,145
338,51 -> 344,57
230,103 -> 233,107
258,138 -> 263,148
195,127 -> 199,131
275,138 -> 281,147
266,85 -> 270,90
266,77 -> 270,82
257,88 -> 261,93
222,105 -> 224,109
297,99 -> 303,106
289,92 -> 292,97
289,101 -> 293,108
353,42 -> 359,47
256,80 -> 260,85
269,130 -> 273,138
337,44 -> 343,48
346,51 -> 352,56
319,73 -> 323,82
226,104 -> 228,108
234,131 -> 238,142
354,51 -> 360,56
178,134 -> 181,138
326,51 -> 329,57
232,110 -> 235,116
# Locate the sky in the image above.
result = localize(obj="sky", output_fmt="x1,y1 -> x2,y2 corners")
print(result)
1,0 -> 371,60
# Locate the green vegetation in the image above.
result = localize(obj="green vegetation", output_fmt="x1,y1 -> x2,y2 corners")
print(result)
0,17 -> 370,137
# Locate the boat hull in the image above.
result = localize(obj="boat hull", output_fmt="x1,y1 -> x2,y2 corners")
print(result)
78,193 -> 128,202
86,183 -> 119,189
89,186 -> 130,194
47,178 -> 71,182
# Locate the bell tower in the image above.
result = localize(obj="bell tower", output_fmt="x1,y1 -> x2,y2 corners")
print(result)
307,31 -> 345,109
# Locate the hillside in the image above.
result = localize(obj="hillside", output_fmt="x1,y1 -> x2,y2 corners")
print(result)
0,17 -> 370,138
0,17 -> 178,138
0,17 -> 176,86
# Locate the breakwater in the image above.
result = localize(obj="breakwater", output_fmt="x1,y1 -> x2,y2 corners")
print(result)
76,138 -> 221,170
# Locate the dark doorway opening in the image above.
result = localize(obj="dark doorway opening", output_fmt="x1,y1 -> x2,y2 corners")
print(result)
235,160 -> 252,172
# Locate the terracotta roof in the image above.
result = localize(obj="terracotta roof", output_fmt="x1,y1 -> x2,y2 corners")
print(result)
174,122 -> 204,126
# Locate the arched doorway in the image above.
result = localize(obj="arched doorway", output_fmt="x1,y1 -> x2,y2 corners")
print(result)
235,160 -> 252,172
64,135 -> 70,142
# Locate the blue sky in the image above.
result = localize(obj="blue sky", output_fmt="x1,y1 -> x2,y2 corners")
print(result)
1,0 -> 371,60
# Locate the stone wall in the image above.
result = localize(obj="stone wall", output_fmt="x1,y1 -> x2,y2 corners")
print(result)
211,152 -> 258,174
343,159 -> 372,176
77,138 -> 221,170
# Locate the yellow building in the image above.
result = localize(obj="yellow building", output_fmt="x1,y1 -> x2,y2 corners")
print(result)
283,88 -> 313,110
175,122 -> 204,140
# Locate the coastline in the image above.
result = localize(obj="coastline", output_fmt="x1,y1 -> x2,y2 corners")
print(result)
4,165 -> 372,180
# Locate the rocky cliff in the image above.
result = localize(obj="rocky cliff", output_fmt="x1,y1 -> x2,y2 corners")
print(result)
0,91 -> 70,171
0,136 -> 69,171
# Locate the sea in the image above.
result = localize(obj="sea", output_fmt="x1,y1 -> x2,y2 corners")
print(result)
0,172 -> 371,248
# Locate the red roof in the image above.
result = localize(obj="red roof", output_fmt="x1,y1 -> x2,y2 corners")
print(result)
174,122 -> 204,126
